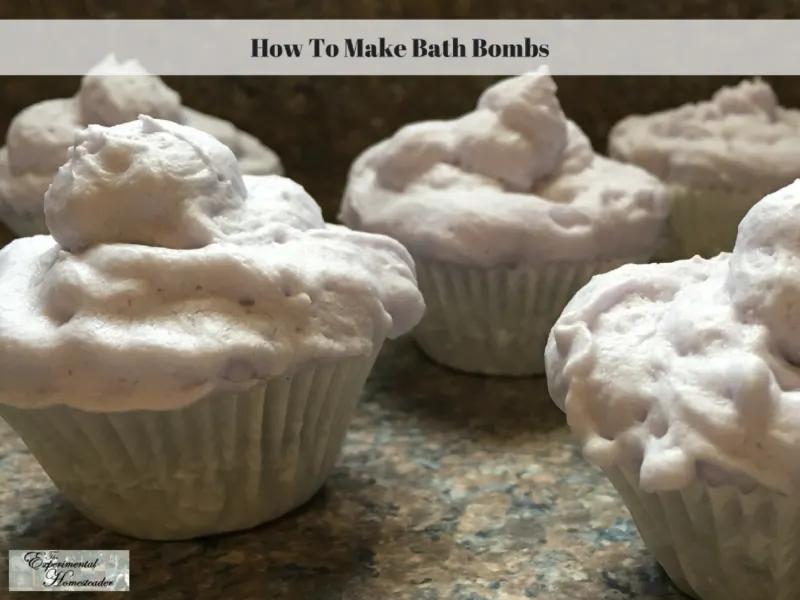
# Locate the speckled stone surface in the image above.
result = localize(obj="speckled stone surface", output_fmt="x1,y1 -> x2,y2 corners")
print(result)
2,4 -> 800,219
0,339 -> 685,599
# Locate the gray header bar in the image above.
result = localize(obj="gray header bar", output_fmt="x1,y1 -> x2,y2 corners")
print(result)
0,20 -> 794,76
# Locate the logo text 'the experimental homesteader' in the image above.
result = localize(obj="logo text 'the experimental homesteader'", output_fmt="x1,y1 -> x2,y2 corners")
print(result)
8,550 -> 130,592
251,37 -> 549,59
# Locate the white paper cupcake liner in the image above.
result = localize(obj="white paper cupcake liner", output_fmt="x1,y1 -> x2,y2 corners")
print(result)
654,184 -> 769,262
411,255 -> 649,376
604,465 -> 800,600
0,350 -> 379,540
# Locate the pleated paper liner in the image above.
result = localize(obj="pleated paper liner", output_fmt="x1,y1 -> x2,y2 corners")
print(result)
605,465 -> 800,600
654,183 -> 775,262
0,350 -> 379,541
412,255 -> 650,376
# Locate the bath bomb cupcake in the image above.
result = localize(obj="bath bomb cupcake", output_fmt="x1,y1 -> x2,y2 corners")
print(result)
609,78 -> 800,261
0,53 -> 282,237
546,180 -> 800,600
0,115 -> 424,540
340,67 -> 669,376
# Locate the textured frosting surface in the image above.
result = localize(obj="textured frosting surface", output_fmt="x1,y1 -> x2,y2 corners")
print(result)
340,67 -> 668,268
0,54 -> 281,222
609,78 -> 800,190
546,180 -> 800,495
0,117 -> 424,411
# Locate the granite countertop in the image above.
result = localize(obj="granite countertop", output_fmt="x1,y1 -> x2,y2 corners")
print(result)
0,338 -> 685,599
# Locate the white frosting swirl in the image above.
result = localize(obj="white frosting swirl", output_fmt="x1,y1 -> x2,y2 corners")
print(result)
0,54 -> 281,233
0,116 -> 424,412
340,67 -> 669,268
78,54 -> 185,126
546,180 -> 800,494
609,78 -> 800,190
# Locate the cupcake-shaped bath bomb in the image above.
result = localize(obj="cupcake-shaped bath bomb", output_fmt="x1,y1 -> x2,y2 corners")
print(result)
0,116 -> 424,540
0,54 -> 282,237
546,180 -> 800,600
609,78 -> 800,261
340,67 -> 669,376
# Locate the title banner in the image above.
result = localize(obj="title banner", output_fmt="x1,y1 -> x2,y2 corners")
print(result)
0,19 -> 796,76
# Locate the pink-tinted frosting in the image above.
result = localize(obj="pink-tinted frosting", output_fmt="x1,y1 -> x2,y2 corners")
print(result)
341,67 -> 669,268
0,54 -> 281,233
609,78 -> 800,190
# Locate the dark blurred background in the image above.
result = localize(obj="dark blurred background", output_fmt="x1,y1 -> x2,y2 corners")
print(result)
1,2 -> 799,224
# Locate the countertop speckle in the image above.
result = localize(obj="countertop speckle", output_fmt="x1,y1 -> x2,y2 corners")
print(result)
0,339 -> 686,599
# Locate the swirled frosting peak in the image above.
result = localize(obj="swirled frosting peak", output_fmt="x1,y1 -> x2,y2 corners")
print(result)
373,67 -> 568,194
472,70 -> 568,188
77,54 -> 184,125
609,78 -> 800,189
45,116 -> 246,252
546,179 -> 800,494
0,54 -> 281,236
341,67 -> 668,267
0,117 -> 425,411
